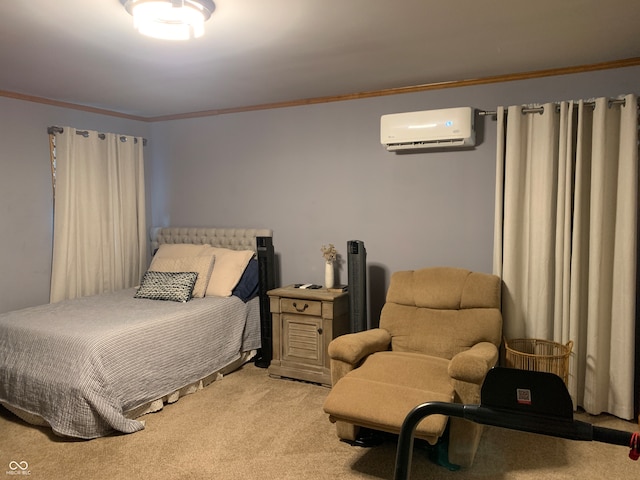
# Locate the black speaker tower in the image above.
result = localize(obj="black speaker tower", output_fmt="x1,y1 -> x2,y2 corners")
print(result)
255,236 -> 276,368
347,240 -> 367,332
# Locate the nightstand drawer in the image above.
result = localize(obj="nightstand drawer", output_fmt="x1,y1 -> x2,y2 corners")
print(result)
280,298 -> 322,316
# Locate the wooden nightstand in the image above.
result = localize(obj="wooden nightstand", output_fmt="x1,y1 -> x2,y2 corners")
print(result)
267,285 -> 349,386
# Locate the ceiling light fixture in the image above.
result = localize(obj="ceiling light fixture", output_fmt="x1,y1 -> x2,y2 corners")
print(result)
122,0 -> 216,41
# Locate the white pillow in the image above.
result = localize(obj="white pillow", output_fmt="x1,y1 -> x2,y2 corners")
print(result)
149,254 -> 215,298
205,247 -> 255,297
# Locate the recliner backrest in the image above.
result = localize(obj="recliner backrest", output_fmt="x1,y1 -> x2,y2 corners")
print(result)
380,267 -> 502,359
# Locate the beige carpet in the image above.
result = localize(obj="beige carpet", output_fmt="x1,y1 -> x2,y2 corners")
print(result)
0,364 -> 638,480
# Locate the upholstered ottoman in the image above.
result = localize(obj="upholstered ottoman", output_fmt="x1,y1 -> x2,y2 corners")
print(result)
323,350 -> 455,444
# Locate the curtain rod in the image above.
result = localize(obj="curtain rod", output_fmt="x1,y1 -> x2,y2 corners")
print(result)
47,126 -> 147,146
478,97 -> 637,117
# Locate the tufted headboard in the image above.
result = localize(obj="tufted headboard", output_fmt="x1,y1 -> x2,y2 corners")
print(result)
150,227 -> 276,368
150,226 -> 273,254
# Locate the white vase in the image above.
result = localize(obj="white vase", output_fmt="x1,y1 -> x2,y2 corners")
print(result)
324,261 -> 335,289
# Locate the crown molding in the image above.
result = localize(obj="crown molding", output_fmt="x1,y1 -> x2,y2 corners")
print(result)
2,57 -> 639,123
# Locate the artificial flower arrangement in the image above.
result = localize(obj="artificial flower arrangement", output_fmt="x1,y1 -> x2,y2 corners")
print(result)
321,244 -> 338,263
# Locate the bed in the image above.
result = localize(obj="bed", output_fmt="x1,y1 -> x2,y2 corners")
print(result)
0,227 -> 276,439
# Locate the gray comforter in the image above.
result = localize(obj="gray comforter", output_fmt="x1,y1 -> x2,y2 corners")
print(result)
0,288 -> 260,438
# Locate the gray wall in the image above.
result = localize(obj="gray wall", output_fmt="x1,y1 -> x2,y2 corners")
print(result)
2,66 -> 639,320
0,97 -> 150,313
150,66 -> 640,322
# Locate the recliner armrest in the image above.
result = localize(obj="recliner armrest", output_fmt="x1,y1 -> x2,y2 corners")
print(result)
327,328 -> 391,366
448,342 -> 499,384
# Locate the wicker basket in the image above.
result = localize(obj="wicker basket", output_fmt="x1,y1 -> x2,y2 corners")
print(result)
504,338 -> 573,385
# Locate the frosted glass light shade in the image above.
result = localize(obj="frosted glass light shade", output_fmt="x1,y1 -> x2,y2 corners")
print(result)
122,0 -> 215,40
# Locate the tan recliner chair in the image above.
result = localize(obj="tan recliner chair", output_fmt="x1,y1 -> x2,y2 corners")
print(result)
323,267 -> 502,468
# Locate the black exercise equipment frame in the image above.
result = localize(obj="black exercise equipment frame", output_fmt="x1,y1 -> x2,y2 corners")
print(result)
394,367 -> 636,480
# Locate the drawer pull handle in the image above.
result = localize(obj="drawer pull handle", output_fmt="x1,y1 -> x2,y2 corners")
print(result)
293,302 -> 308,312
317,328 -> 323,335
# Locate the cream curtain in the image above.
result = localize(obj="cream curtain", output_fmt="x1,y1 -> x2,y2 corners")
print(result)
494,94 -> 638,419
50,128 -> 147,303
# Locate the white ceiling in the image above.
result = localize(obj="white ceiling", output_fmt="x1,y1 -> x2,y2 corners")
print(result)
1,0 -> 639,119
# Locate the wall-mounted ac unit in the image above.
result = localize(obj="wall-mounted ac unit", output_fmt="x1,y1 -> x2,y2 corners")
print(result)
380,107 -> 475,151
